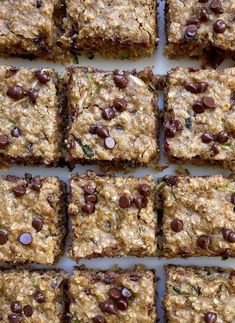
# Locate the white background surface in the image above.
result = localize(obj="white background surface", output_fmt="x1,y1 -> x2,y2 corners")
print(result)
0,1 -> 234,321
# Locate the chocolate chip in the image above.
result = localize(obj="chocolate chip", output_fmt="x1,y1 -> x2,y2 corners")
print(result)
28,88 -> 38,104
116,298 -> 128,311
0,231 -> 7,245
6,85 -> 27,100
213,20 -> 226,33
113,74 -> 128,88
185,24 -> 198,37
85,194 -> 97,204
228,232 -> 235,243
104,275 -> 117,284
192,101 -> 205,114
83,184 -> 96,195
197,81 -> 208,93
0,313 -> 2,321
210,0 -> 223,14
11,302 -> 22,313
171,219 -> 184,232
223,248 -> 232,257
35,70 -> 50,84
104,137 -> 116,149
186,16 -> 200,28
121,288 -> 133,298
12,185 -> 26,197
99,301 -> 118,314
211,144 -> 220,155
198,0 -> 208,2
197,235 -> 211,249
11,127 -> 21,138
222,228 -> 232,240
8,314 -> 22,323
102,108 -> 115,120
96,126 -> 109,138
188,67 -> 200,72
25,173 -> 32,182
5,175 -> 19,182
82,202 -> 95,214
172,119 -> 182,130
19,232 -> 32,245
204,311 -> 217,323
201,132 -> 214,143
84,288 -> 91,295
129,274 -> 140,281
36,0 -> 43,8
200,8 -> 210,22
109,287 -> 122,300
0,134 -> 9,148
31,177 -> 42,191
202,96 -> 215,109
32,216 -> 44,232
35,291 -> 45,303
185,83 -> 199,93
216,131 -> 229,143
92,315 -> 105,323
138,184 -> 151,196
164,176 -> 178,186
231,193 -> 235,205
89,125 -> 97,134
119,196 -> 131,208
23,305 -> 33,317
113,98 -> 127,112
165,124 -> 177,138
133,195 -> 145,209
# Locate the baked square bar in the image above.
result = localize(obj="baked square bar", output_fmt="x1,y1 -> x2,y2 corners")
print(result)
0,66 -> 63,166
0,174 -> 67,264
65,67 -> 159,168
0,269 -> 67,322
165,0 -> 235,60
161,175 -> 235,258
69,172 -> 157,259
164,265 -> 235,323
69,265 -> 157,322
164,67 -> 235,170
59,0 -> 157,59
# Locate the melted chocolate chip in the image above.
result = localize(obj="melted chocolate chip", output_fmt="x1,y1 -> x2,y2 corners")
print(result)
216,131 -> 229,143
0,134 -> 9,148
35,70 -> 50,84
31,177 -> 42,191
0,231 -> 8,245
201,132 -> 214,143
213,20 -> 226,33
0,313 -> 2,321
197,235 -> 211,249
28,88 -> 39,104
231,193 -> 235,205
133,195 -> 145,209
104,137 -> 116,149
192,101 -> 205,114
19,232 -> 33,245
32,216 -> 44,232
89,125 -> 97,134
85,194 -> 97,204
202,96 -> 215,109
121,287 -> 133,298
113,74 -> 128,88
96,126 -> 109,138
211,144 -> 220,155
171,219 -> 184,232
204,311 -> 217,323
12,185 -> 26,197
210,0 -> 223,14
119,196 -> 131,208
185,24 -> 198,37
99,301 -> 118,314
36,0 -> 43,8
164,176 -> 178,186
186,16 -> 200,28
11,302 -> 22,313
165,124 -> 177,138
113,98 -> 127,112
109,288 -> 121,300
6,85 -> 27,100
35,291 -> 45,303
82,202 -> 95,214
83,184 -> 96,195
92,315 -> 105,323
8,314 -> 22,323
200,8 -> 210,21
197,81 -> 208,93
11,127 -> 21,138
116,298 -> 128,311
23,305 -> 33,317
102,108 -> 115,120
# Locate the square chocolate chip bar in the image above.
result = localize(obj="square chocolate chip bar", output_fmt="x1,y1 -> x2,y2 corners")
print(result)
165,0 -> 235,62
0,66 -> 64,166
59,0 -> 157,59
160,175 -> 235,258
69,172 -> 157,259
69,265 -> 157,323
0,174 -> 67,264
0,269 -> 67,322
164,67 -> 235,170
164,265 -> 235,323
65,66 -> 159,168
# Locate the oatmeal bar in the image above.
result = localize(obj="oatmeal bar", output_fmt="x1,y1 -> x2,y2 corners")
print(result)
164,67 -> 235,170
69,265 -> 157,323
165,0 -> 235,61
160,175 -> 235,258
65,66 -> 159,168
59,0 -> 157,59
0,269 -> 67,322
0,65 -> 64,167
69,172 -> 157,259
164,265 -> 235,323
0,174 -> 67,264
